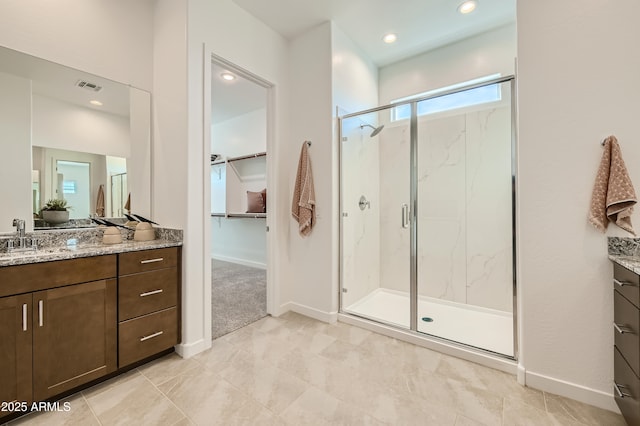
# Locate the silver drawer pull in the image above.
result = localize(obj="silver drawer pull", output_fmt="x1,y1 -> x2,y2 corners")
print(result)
140,331 -> 164,342
22,304 -> 27,331
614,322 -> 634,334
614,278 -> 638,287
140,257 -> 164,264
614,382 -> 632,398
140,289 -> 163,297
38,300 -> 43,327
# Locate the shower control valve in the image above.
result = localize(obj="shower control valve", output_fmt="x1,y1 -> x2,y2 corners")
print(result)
358,195 -> 370,211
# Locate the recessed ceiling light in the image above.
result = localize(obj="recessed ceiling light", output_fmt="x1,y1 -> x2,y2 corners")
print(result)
383,33 -> 397,44
458,0 -> 477,14
220,72 -> 235,81
89,100 -> 103,106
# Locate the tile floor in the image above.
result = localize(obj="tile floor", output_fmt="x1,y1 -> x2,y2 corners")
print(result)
7,312 -> 626,426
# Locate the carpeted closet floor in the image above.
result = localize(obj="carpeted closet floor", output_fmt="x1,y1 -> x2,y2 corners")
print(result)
211,259 -> 267,339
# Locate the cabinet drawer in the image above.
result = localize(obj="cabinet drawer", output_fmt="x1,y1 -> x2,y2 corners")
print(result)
119,268 -> 178,321
119,307 -> 178,367
0,255 -> 117,297
615,289 -> 640,376
615,347 -> 640,426
119,248 -> 178,275
614,263 -> 640,308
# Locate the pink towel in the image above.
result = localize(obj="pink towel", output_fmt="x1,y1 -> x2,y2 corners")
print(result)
291,142 -> 315,236
96,184 -> 105,217
589,135 -> 637,235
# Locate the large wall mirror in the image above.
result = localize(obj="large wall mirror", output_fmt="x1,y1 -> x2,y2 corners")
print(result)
0,46 -> 151,232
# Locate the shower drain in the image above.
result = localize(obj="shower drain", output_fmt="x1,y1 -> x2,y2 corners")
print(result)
421,317 -> 434,322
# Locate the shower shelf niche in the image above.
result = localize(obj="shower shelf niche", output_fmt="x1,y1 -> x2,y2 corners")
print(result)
210,151 -> 267,219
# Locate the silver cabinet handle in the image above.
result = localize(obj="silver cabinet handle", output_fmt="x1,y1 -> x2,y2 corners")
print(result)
614,382 -> 632,398
38,300 -> 43,327
140,258 -> 164,264
140,289 -> 163,297
22,304 -> 27,331
401,204 -> 409,228
140,331 -> 163,342
614,322 -> 634,334
614,278 -> 638,287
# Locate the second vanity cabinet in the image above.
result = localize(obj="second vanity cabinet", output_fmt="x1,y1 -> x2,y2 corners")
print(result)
613,262 -> 640,425
0,246 -> 181,420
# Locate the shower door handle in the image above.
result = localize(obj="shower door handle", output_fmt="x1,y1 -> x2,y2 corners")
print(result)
401,204 -> 409,228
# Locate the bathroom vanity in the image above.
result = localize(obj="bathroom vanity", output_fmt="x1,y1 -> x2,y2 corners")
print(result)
0,236 -> 181,421
610,249 -> 640,425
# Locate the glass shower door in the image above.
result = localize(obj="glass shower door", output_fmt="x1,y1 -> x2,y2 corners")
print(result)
340,108 -> 412,329
415,80 -> 515,356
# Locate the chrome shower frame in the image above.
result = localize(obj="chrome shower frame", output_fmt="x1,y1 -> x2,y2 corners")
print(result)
337,74 -> 518,361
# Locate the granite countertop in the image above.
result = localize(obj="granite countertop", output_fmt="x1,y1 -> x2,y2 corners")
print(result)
609,254 -> 640,275
0,226 -> 183,267
0,239 -> 182,267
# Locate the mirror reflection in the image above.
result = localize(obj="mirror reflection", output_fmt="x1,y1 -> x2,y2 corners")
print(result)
0,46 -> 151,232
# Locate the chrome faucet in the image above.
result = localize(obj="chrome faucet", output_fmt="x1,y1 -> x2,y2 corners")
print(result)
7,219 -> 36,252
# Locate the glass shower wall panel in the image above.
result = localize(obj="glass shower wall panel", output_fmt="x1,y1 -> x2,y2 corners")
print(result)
340,109 -> 411,329
416,81 -> 514,356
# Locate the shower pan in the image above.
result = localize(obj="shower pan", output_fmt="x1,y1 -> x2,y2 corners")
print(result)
339,76 -> 517,358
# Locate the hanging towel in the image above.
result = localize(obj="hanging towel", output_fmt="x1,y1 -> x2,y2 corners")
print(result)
96,184 -> 105,217
291,141 -> 316,236
589,135 -> 637,235
124,192 -> 131,213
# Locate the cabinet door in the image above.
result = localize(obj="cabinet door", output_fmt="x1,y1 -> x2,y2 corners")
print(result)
32,279 -> 116,401
0,294 -> 32,405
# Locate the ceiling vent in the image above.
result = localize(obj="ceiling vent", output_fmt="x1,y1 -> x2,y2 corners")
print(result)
75,79 -> 103,92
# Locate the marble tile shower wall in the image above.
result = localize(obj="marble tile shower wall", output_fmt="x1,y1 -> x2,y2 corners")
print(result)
379,106 -> 513,313
341,118 -> 381,307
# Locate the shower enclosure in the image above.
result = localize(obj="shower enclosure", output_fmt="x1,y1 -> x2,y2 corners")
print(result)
339,76 -> 516,357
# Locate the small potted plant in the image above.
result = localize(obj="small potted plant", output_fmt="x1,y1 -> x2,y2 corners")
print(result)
41,199 -> 71,224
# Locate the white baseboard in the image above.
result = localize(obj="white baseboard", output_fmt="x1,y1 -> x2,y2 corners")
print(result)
525,370 -> 620,413
174,338 -> 211,359
211,254 -> 266,269
517,363 -> 526,385
281,302 -> 338,324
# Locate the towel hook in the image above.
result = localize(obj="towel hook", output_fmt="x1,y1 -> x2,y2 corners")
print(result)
305,140 -> 312,147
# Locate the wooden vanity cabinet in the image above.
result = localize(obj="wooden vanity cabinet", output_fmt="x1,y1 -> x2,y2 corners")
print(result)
0,246 -> 181,419
0,255 -> 117,408
32,279 -> 117,401
613,263 -> 640,425
0,294 -> 33,406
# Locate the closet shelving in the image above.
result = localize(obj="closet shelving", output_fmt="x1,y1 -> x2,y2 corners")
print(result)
211,151 -> 267,218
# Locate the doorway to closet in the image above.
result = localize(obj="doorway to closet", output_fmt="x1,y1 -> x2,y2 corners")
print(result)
209,59 -> 270,339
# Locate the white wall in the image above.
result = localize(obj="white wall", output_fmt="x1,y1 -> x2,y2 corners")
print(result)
288,22 -> 335,318
331,24 -> 381,309
517,0 -> 640,411
212,108 -> 266,158
0,72 -> 32,230
32,95 -> 130,157
0,0 -> 153,91
379,24 -> 516,105
158,0 -> 290,357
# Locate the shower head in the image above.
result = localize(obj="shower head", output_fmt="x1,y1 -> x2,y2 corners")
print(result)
360,123 -> 384,137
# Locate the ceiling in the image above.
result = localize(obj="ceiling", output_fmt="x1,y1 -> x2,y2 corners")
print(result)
233,0 -> 516,67
211,62 -> 267,124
